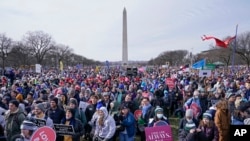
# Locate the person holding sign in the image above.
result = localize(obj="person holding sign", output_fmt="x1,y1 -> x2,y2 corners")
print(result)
93,106 -> 116,141
61,108 -> 84,141
29,103 -> 54,128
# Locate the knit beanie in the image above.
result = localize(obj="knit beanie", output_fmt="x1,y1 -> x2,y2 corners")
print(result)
70,98 -> 78,106
202,111 -> 212,120
35,103 -> 46,112
96,100 -> 104,110
185,109 -> 193,118
154,106 -> 163,114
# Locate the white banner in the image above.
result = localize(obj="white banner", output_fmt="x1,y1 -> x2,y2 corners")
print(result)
199,70 -> 211,77
35,64 -> 42,73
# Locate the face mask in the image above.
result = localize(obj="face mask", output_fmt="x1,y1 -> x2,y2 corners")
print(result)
156,114 -> 163,119
187,119 -> 193,122
194,95 -> 199,99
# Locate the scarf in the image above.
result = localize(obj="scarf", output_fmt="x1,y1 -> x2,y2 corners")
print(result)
142,104 -> 151,118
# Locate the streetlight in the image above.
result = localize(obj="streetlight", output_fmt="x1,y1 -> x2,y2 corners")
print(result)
1,46 -> 10,76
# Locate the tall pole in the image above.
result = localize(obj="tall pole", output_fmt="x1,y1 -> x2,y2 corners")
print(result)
190,48 -> 193,69
232,25 -> 238,74
122,7 -> 128,66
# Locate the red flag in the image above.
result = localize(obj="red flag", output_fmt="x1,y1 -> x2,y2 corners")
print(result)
201,35 -> 236,48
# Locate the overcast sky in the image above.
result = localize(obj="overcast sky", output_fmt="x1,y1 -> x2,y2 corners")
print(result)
1,0 -> 250,62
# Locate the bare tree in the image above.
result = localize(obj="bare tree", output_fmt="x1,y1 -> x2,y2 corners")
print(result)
235,31 -> 250,67
0,33 -> 12,73
148,50 -> 188,66
8,42 -> 34,67
23,31 -> 55,64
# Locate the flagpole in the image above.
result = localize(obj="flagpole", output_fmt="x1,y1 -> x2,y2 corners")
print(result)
232,24 -> 238,74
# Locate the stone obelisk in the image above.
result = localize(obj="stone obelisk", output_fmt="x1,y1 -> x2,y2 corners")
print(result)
122,7 -> 128,65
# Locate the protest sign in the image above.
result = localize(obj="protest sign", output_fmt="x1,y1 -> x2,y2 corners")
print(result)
53,124 -> 75,135
165,78 -> 175,90
145,125 -> 173,141
33,118 -> 46,127
30,126 -> 56,141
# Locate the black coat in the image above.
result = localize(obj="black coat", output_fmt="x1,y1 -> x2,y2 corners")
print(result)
61,118 -> 84,141
178,130 -> 208,141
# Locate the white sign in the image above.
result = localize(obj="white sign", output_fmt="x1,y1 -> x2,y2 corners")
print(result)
35,64 -> 42,73
199,70 -> 211,77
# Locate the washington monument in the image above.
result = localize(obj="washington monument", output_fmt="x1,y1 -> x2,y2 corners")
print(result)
122,7 -> 128,65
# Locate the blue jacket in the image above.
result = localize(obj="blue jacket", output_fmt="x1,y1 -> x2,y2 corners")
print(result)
121,112 -> 136,137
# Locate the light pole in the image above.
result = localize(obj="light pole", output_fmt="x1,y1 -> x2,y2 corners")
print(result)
1,47 -> 10,76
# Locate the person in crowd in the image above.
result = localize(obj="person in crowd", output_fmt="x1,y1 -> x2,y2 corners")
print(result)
85,95 -> 99,140
61,107 -> 84,141
199,89 -> 209,114
226,91 -> 236,115
137,97 -> 155,141
148,106 -> 169,127
46,97 -> 65,141
178,120 -> 207,141
178,109 -> 199,133
16,93 -> 27,113
183,90 -> 202,119
101,92 -> 112,112
93,106 -> 116,141
11,119 -> 38,141
121,94 -> 137,114
29,103 -> 54,128
238,101 -> 250,124
244,80 -> 250,100
214,100 -> 231,141
69,98 -> 87,126
4,100 -> 26,141
231,97 -> 245,125
117,103 -> 136,141
208,90 -> 222,108
198,111 -> 219,141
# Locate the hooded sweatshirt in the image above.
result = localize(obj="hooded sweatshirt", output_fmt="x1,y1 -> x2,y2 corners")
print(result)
94,107 -> 116,139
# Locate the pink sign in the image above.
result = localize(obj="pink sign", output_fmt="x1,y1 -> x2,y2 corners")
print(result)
165,78 -> 175,90
30,126 -> 56,141
145,125 -> 173,141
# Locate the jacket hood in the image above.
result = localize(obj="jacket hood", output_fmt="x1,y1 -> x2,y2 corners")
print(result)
99,106 -> 108,118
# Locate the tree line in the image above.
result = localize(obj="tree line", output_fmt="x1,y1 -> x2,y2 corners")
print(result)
0,31 -> 101,70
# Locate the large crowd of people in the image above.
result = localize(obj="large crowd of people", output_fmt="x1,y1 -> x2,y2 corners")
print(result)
0,66 -> 250,141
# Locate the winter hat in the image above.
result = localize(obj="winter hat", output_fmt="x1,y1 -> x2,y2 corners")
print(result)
70,98 -> 78,106
20,120 -> 38,131
16,94 -> 23,101
121,102 -> 130,110
226,91 -> 235,99
35,103 -> 46,112
51,97 -> 58,105
184,122 -> 196,131
185,109 -> 193,118
96,100 -> 104,110
203,111 -> 212,120
102,92 -> 110,97
154,106 -> 163,114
